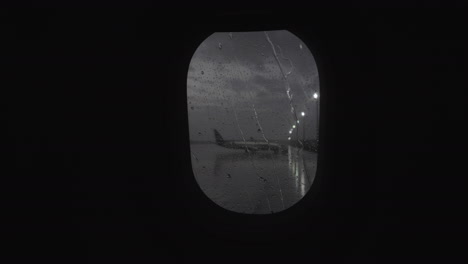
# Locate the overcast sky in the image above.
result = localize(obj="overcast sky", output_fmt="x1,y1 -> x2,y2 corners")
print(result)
187,30 -> 319,142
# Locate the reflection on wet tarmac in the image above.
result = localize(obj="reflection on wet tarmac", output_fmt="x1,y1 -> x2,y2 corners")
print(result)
191,144 -> 317,214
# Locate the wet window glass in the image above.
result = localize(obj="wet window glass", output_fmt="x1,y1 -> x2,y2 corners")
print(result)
188,30 -> 319,214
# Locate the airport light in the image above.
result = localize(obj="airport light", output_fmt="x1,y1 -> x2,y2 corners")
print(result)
289,130 -> 292,134
293,125 -> 296,128
288,137 -> 291,140
297,120 -> 300,124
312,91 -> 319,140
301,112 -> 305,116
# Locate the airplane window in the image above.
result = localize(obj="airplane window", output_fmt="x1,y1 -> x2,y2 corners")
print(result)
187,30 -> 319,214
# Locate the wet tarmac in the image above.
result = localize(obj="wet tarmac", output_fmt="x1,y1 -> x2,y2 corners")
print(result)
190,143 -> 317,214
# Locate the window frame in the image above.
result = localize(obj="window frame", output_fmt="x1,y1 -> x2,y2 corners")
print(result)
186,29 -> 323,215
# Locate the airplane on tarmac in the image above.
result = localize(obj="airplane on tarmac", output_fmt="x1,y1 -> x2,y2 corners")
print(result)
213,129 -> 287,154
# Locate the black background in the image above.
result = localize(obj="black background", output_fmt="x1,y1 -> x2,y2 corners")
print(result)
2,8 -> 467,263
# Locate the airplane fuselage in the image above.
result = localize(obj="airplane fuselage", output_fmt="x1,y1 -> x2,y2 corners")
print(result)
220,141 -> 282,153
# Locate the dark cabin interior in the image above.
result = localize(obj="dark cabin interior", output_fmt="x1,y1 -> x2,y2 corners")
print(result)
3,7 -> 466,263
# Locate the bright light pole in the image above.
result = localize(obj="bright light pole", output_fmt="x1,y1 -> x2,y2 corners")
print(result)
313,92 -> 319,144
301,112 -> 306,142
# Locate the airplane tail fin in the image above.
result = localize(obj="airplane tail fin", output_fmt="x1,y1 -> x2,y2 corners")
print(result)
213,129 -> 224,145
